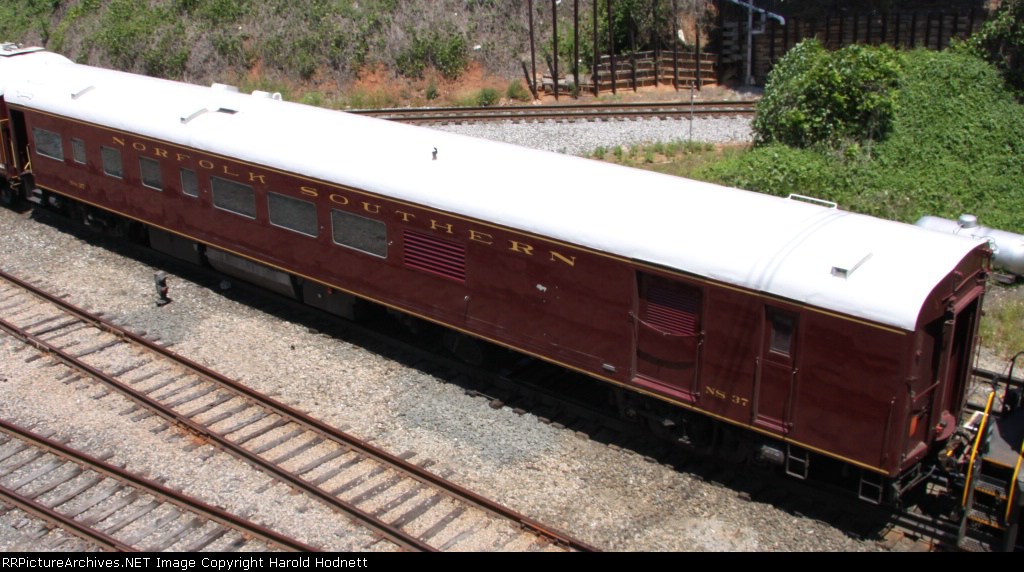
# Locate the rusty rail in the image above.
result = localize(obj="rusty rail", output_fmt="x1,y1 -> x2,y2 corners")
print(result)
354,100 -> 757,124
0,419 -> 316,551
0,268 -> 599,552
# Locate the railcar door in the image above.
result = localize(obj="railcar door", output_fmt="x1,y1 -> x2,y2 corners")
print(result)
753,307 -> 800,433
631,273 -> 703,401
909,288 -> 983,457
6,109 -> 28,173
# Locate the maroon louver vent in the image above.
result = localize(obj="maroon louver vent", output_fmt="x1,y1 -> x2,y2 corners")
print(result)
403,231 -> 467,282
645,284 -> 700,336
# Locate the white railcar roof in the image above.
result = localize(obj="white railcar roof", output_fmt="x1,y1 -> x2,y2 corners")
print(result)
0,51 -> 986,331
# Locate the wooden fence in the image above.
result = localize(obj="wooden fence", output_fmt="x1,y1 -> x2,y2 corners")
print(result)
721,8 -> 988,84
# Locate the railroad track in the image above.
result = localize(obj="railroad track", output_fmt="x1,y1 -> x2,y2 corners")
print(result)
0,419 -> 314,552
0,268 -> 598,552
353,100 -> 757,124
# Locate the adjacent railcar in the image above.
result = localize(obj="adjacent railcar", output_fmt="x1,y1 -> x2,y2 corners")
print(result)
0,45 -> 990,500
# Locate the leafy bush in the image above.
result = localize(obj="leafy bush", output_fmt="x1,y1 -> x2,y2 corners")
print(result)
91,0 -> 189,78
396,27 -> 469,80
702,48 -> 1024,233
474,87 -> 500,107
753,40 -> 901,150
957,0 -> 1024,99
0,0 -> 59,44
506,79 -> 531,102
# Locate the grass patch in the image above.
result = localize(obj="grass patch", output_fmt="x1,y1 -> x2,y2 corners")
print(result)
588,139 -> 721,176
980,286 -> 1024,360
506,80 -> 532,102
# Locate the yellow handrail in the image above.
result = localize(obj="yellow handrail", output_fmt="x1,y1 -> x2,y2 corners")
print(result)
963,391 -> 996,507
1005,438 -> 1024,523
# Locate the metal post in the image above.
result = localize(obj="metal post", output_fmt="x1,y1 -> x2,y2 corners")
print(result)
672,0 -> 679,91
881,11 -> 888,45
608,0 -> 616,95
552,0 -> 559,100
592,0 -> 599,96
695,12 -> 701,91
529,0 -> 538,98
745,2 -> 753,85
937,10 -> 944,49
653,0 -> 660,87
573,0 -> 580,98
522,61 -> 538,99
630,15 -> 637,92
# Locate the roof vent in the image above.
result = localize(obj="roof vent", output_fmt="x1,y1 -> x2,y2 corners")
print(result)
181,108 -> 208,124
211,83 -> 239,92
831,251 -> 873,280
71,86 -> 95,100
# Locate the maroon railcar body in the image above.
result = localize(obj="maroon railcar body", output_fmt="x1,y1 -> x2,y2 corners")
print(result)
0,49 -> 990,493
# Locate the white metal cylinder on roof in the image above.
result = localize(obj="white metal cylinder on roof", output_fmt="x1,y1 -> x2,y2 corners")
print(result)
915,215 -> 1024,276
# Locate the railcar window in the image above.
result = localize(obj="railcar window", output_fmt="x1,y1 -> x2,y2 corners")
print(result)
331,209 -> 387,258
269,192 -> 318,237
139,157 -> 163,191
71,138 -> 86,165
33,128 -> 63,160
211,176 -> 256,219
101,146 -> 123,178
180,168 -> 199,197
769,314 -> 795,356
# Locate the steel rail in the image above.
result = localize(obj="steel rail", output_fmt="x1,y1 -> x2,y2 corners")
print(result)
0,419 -> 317,552
354,100 -> 757,124
0,274 -> 433,551
0,268 -> 598,552
0,483 -> 136,552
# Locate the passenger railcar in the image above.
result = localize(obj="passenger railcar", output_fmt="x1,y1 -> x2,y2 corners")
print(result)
0,44 -> 990,501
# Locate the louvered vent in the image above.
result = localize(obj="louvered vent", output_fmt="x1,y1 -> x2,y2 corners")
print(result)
403,231 -> 466,282
645,283 -> 700,336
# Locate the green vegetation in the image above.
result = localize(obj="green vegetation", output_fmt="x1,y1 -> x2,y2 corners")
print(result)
958,0 -> 1024,99
697,46 -> 1024,234
92,0 -> 190,78
752,40 -> 900,150
590,139 -> 715,168
1,0 -> 475,84
980,288 -> 1024,360
0,0 -> 59,45
395,26 -> 469,80
474,87 -> 501,107
506,79 -> 532,102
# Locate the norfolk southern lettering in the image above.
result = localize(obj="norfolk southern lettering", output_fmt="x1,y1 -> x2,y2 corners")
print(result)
110,135 -> 577,268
